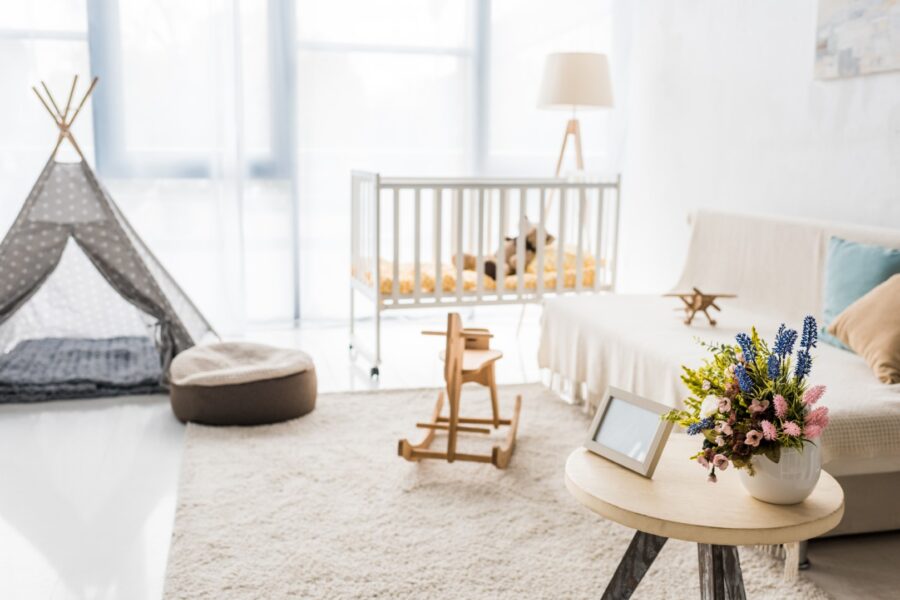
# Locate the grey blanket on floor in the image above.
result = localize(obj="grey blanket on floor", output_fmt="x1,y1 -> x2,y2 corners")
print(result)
0,336 -> 166,403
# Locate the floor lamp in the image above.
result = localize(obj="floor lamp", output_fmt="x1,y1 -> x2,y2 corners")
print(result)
538,52 -> 614,177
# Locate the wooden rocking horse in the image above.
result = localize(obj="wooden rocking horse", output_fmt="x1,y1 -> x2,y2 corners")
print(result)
398,313 -> 522,469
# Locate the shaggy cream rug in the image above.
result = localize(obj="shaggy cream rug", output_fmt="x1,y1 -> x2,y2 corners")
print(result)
164,385 -> 830,599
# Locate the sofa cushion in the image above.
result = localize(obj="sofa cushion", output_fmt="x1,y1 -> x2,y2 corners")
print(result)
828,275 -> 900,385
821,237 -> 900,350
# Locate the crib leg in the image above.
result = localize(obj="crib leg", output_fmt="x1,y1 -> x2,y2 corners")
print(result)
349,286 -> 355,350
516,303 -> 527,336
372,303 -> 381,378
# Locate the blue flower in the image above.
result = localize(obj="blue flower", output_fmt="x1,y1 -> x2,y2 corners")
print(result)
795,349 -> 812,381
687,417 -> 714,435
773,325 -> 798,358
800,315 -> 818,350
767,354 -> 780,380
735,333 -> 756,363
735,363 -> 753,393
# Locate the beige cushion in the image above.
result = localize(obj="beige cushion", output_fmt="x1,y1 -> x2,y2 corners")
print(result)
170,341 -> 314,387
828,274 -> 900,385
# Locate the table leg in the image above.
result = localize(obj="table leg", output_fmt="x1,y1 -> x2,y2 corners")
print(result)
697,544 -> 746,600
601,531 -> 668,600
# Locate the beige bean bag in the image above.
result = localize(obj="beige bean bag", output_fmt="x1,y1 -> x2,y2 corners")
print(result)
169,342 -> 316,426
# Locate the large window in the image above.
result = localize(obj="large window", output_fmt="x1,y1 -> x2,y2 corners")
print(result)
0,0 -> 612,327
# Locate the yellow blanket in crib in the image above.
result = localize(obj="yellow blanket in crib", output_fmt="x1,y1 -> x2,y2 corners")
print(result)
357,245 -> 602,295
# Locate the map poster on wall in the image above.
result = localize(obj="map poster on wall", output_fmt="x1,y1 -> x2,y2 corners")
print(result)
815,0 -> 900,79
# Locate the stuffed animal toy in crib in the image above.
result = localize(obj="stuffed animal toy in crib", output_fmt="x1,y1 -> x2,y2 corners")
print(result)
458,223 -> 555,281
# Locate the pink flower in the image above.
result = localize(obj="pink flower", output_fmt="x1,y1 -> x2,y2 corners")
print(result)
707,472 -> 718,483
745,430 -> 763,447
715,422 -> 733,436
715,436 -> 725,446
804,424 -> 824,439
806,406 -> 830,429
749,399 -> 769,414
774,394 -> 788,419
697,455 -> 710,468
783,421 -> 801,437
760,420 -> 778,441
803,385 -> 826,406
718,397 -> 731,413
713,454 -> 729,471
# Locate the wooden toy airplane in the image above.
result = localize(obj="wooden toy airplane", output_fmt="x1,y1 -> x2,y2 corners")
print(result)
398,313 -> 521,469
664,287 -> 736,326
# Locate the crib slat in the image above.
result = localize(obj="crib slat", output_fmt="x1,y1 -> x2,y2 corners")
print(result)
517,188 -> 526,295
595,188 -> 605,291
392,189 -> 400,302
351,177 -> 358,281
576,188 -> 585,292
414,188 -> 421,302
557,187 -> 566,292
610,176 -> 621,291
374,181 -> 381,304
455,189 -> 464,300
537,188 -> 546,298
476,189 -> 484,298
434,187 -> 442,300
498,189 -> 508,295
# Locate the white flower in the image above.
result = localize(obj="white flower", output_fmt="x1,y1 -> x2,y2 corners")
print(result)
702,380 -> 711,391
700,395 -> 719,418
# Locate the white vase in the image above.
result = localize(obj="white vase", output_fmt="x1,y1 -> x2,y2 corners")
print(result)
738,442 -> 822,505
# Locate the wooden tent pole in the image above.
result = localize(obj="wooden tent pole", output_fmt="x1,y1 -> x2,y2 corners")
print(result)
40,81 -> 64,120
67,76 -> 98,128
32,88 -> 61,125
65,132 -> 88,163
62,75 -> 78,122
49,134 -> 67,161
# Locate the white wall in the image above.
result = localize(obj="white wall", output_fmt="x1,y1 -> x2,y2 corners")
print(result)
614,0 -> 900,293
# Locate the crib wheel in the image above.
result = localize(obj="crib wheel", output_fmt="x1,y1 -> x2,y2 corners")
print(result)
370,366 -> 380,378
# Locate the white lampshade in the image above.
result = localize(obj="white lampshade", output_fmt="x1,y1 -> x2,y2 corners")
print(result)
538,52 -> 614,110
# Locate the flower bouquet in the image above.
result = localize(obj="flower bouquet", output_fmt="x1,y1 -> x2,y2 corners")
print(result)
663,316 -> 830,484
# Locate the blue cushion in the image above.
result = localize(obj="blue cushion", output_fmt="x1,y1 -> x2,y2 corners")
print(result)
821,237 -> 900,350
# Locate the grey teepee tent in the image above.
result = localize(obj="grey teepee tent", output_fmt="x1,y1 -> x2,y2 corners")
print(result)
0,76 -> 214,401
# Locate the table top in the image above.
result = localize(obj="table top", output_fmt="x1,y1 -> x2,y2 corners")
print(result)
565,435 -> 844,546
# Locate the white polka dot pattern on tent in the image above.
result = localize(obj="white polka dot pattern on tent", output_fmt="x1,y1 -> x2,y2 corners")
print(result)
25,163 -> 107,224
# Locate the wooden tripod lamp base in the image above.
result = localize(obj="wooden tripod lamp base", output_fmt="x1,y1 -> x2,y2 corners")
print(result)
398,314 -> 522,469
555,117 -> 585,177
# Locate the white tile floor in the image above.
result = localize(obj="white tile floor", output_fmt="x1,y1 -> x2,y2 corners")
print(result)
1,306 -> 897,599
0,307 -> 543,600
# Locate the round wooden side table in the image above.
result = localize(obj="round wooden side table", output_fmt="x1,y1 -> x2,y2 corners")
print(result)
565,435 -> 844,600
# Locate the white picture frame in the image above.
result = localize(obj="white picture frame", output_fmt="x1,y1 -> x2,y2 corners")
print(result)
583,386 -> 674,478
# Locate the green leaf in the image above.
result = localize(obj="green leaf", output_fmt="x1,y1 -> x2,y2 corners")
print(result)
763,444 -> 781,464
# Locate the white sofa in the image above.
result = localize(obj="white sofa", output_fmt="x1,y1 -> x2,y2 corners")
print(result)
538,210 -> 900,536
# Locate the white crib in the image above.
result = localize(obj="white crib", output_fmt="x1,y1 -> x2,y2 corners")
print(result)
350,171 -> 621,376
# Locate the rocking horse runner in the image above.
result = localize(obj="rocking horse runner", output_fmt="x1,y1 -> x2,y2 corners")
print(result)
398,313 -> 522,469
